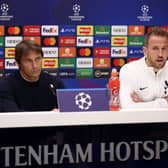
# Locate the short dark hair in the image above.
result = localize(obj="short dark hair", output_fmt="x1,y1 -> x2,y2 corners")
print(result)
144,26 -> 168,46
15,39 -> 43,63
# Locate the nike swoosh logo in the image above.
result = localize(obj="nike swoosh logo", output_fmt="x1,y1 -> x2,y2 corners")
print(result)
139,87 -> 148,90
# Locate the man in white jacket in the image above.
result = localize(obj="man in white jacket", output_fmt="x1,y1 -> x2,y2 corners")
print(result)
120,27 -> 168,109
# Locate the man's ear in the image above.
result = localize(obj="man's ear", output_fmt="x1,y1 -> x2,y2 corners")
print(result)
143,46 -> 147,58
15,61 -> 19,68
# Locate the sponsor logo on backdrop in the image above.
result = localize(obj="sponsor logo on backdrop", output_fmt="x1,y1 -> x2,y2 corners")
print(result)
59,58 -> 76,68
128,26 -> 144,35
94,47 -> 110,57
111,36 -> 127,46
5,59 -> 18,69
68,4 -> 85,21
137,4 -> 152,22
0,3 -> 13,21
42,58 -> 58,68
128,47 -> 143,57
42,47 -> 58,57
128,36 -> 144,46
3,69 -> 16,77
76,58 -> 93,68
0,37 -> 4,46
5,36 -> 22,47
127,57 -> 141,62
77,47 -> 92,57
111,47 -> 127,57
59,69 -> 76,78
0,59 -> 4,69
111,26 -> 127,35
161,26 -> 168,32
94,58 -> 110,68
24,36 -> 41,45
111,58 -> 127,67
147,26 -> 168,32
77,37 -> 93,46
5,48 -> 15,58
0,48 -> 4,58
42,37 -> 57,46
59,47 -> 76,57
94,26 -> 110,36
41,25 -> 58,36
44,69 -> 58,77
94,36 -> 110,46
6,26 -> 22,36
77,26 -> 93,35
23,25 -> 41,36
76,68 -> 93,78
0,25 -> 4,36
59,25 -> 76,36
146,26 -> 154,32
94,69 -> 110,78
59,37 -> 76,46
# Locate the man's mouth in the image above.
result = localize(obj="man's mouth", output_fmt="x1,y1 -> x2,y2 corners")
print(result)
156,59 -> 164,62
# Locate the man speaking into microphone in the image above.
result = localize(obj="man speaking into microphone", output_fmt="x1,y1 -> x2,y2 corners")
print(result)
0,39 -> 64,112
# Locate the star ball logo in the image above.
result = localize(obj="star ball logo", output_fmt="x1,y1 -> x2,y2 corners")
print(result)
141,5 -> 149,15
1,3 -> 9,14
75,92 -> 92,110
73,4 -> 80,14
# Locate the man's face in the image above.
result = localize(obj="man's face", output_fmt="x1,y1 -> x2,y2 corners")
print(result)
143,35 -> 168,71
18,51 -> 42,81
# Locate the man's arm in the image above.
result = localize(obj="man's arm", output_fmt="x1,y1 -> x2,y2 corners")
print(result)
119,66 -> 168,109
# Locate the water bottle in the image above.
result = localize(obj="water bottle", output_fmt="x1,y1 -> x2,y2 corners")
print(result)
108,68 -> 120,111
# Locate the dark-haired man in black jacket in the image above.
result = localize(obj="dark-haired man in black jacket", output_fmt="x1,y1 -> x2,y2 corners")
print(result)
0,39 -> 64,112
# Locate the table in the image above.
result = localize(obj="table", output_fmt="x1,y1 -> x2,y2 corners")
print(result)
0,109 -> 167,168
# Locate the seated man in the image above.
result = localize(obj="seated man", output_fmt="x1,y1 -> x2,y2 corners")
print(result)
119,27 -> 168,109
0,39 -> 64,112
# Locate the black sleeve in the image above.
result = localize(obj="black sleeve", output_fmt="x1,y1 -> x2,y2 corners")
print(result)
0,79 -> 23,112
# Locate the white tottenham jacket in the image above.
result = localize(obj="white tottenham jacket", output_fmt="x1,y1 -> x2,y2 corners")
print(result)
119,57 -> 168,109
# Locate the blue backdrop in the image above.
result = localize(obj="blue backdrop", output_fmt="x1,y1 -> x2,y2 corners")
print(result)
0,0 -> 168,88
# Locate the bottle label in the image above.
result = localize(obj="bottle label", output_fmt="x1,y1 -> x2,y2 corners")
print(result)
109,87 -> 120,109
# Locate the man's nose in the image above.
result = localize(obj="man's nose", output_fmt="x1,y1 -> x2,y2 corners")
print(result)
32,61 -> 37,68
158,49 -> 163,57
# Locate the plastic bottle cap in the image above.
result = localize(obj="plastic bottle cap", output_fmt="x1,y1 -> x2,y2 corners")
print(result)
111,68 -> 118,77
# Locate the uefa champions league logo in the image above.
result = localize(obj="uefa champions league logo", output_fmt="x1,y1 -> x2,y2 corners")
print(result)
68,3 -> 85,21
75,92 -> 92,110
137,4 -> 152,22
141,5 -> 149,15
0,2 -> 13,21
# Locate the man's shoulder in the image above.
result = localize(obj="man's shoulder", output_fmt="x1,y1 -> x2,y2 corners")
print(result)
120,58 -> 143,72
41,71 -> 64,87
41,71 -> 65,89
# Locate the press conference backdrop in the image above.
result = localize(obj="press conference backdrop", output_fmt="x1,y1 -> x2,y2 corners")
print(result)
0,0 -> 168,88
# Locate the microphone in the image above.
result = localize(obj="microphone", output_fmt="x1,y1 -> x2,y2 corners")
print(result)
49,83 -> 56,96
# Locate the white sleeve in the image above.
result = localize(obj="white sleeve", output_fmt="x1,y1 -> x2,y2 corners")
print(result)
119,65 -> 168,109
